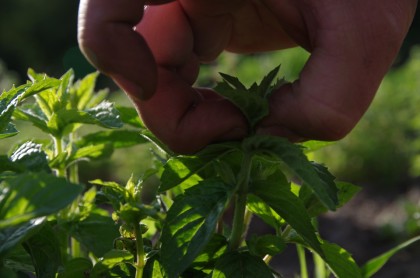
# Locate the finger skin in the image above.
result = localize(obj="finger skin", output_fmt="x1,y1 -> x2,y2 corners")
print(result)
78,0 -> 173,100
135,2 -> 248,154
79,0 -> 418,153
258,0 -> 418,140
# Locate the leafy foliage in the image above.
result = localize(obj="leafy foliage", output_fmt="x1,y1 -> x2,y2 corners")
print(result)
0,67 -> 416,278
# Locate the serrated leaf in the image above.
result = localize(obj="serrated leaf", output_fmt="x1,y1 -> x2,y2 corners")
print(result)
243,135 -> 338,210
76,130 -> 147,149
300,181 -> 361,217
70,209 -> 120,257
13,105 -> 50,134
214,83 -> 269,129
361,235 -> 420,278
22,222 -> 62,278
116,106 -> 144,128
257,65 -> 282,98
90,249 -> 134,278
0,172 -> 83,229
23,77 -> 61,101
160,180 -> 231,278
192,234 -> 228,270
250,175 -> 323,256
0,155 -> 24,173
319,241 -> 362,278
247,235 -> 286,257
211,251 -> 273,278
58,258 -> 93,278
0,122 -> 18,139
246,194 -> 283,231
10,141 -> 50,173
0,217 -> 45,256
71,71 -> 99,110
218,73 -> 247,91
69,143 -> 114,162
159,144 -> 238,192
47,101 -> 123,136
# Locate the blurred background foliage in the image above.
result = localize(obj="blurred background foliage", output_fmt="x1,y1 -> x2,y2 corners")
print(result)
1,0 -> 419,248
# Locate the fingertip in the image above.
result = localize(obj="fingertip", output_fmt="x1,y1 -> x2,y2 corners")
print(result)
113,72 -> 156,101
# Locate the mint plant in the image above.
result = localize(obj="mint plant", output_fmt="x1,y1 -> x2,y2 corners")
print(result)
1,67 -> 419,278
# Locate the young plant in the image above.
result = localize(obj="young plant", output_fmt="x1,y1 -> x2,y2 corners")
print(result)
0,67 -> 419,278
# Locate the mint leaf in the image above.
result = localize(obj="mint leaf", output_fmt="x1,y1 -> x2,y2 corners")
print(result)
320,241 -> 362,278
22,223 -> 62,278
10,141 -> 51,173
361,235 -> 420,277
160,180 -> 231,278
212,251 -> 274,278
243,135 -> 338,211
251,179 -> 323,256
0,172 -> 83,229
214,65 -> 284,131
76,130 -> 147,149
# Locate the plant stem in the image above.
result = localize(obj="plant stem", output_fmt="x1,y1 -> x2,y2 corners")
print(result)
229,153 -> 253,250
297,244 -> 308,278
134,222 -> 145,278
313,252 -> 327,278
53,136 -> 66,178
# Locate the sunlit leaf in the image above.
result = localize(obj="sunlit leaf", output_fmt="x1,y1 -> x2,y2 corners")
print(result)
160,180 -> 231,278
0,172 -> 83,229
243,135 -> 338,211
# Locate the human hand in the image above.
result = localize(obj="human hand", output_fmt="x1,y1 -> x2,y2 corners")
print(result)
78,0 -> 417,153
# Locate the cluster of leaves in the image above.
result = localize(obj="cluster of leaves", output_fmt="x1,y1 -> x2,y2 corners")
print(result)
1,68 -> 419,278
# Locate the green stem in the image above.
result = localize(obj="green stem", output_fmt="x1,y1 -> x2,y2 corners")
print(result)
297,244 -> 308,278
313,252 -> 327,278
53,136 -> 66,178
229,153 -> 253,250
134,222 -> 145,278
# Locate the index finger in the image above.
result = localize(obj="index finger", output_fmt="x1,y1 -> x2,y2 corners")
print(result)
78,0 -> 172,99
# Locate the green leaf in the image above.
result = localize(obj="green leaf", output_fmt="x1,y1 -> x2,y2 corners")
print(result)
243,135 -> 338,210
22,222 -> 62,278
251,176 -> 323,256
85,101 -> 124,128
71,71 -> 100,110
0,172 -> 83,229
70,209 -> 120,257
58,258 -> 93,278
159,144 -> 238,192
300,181 -> 361,217
13,104 -> 50,134
0,155 -> 24,173
214,81 -> 269,129
0,122 -> 18,139
300,140 -> 335,154
214,66 -> 284,130
9,141 -> 51,173
90,179 -> 127,210
76,130 -> 148,149
160,180 -> 231,278
247,235 -> 286,257
69,143 -> 114,162
116,106 -> 144,128
246,194 -> 283,231
211,251 -> 273,278
192,234 -> 228,270
319,241 -> 362,278
90,249 -> 134,278
0,217 -> 45,257
361,235 -> 420,277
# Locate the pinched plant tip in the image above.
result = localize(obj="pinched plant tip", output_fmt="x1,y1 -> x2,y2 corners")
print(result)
214,65 -> 286,133
1,68 -> 420,278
